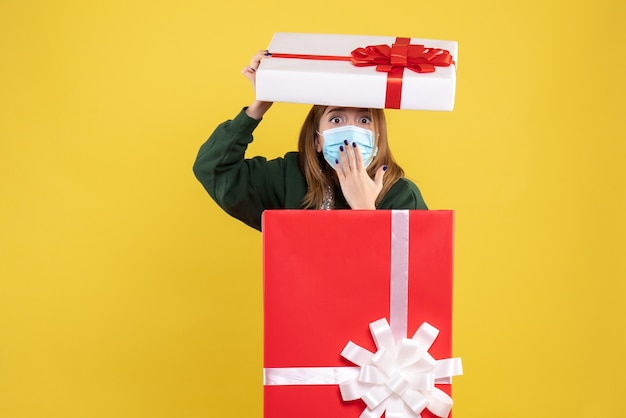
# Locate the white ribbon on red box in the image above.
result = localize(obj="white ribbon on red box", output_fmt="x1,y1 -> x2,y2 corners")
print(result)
264,210 -> 463,418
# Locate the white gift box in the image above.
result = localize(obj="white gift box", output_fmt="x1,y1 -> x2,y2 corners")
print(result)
256,32 -> 458,111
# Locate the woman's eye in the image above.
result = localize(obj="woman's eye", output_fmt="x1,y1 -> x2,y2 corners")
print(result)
330,116 -> 343,123
358,117 -> 372,124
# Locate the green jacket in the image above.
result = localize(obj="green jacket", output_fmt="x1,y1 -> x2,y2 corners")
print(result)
193,108 -> 428,231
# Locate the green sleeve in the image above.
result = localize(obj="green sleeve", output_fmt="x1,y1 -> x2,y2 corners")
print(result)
192,108 -> 287,231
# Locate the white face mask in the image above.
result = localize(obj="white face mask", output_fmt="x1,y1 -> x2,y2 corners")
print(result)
320,125 -> 378,170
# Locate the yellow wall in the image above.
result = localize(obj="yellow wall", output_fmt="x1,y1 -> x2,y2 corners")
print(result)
1,0 -> 624,417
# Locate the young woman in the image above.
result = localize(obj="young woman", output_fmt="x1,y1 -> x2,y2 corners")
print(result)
193,51 -> 427,231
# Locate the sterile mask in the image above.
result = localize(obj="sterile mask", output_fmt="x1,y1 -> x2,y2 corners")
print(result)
320,125 -> 378,170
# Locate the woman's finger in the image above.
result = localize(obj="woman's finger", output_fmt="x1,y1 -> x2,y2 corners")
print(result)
338,142 -> 351,173
242,50 -> 271,84
351,142 -> 365,170
250,50 -> 270,71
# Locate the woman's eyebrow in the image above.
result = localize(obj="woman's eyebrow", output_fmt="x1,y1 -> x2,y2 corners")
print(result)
326,107 -> 347,113
326,107 -> 369,114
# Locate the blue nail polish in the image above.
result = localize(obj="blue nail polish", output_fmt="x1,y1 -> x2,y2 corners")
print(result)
335,159 -> 339,164
344,140 -> 349,145
383,165 -> 388,171
352,142 -> 357,147
339,145 -> 344,152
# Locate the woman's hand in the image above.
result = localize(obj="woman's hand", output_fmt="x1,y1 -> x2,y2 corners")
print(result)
242,50 -> 273,120
241,50 -> 270,87
335,142 -> 387,209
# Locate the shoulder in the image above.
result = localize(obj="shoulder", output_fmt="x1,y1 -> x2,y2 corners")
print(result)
283,151 -> 300,163
391,177 -> 420,193
266,151 -> 300,169
380,177 -> 428,210
255,151 -> 302,178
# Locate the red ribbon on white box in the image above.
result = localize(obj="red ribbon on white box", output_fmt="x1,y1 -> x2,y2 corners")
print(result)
264,210 -> 463,418
270,38 -> 454,109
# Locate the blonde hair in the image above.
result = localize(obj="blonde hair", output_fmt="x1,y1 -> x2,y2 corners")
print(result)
298,105 -> 405,209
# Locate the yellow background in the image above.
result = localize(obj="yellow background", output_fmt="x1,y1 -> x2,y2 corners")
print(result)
1,0 -> 624,417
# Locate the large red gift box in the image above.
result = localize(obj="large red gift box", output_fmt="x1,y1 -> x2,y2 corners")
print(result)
262,210 -> 461,418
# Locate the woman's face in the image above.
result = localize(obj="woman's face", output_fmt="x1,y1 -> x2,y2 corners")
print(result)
316,107 -> 374,152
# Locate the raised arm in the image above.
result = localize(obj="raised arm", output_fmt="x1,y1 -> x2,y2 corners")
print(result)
242,50 -> 273,120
